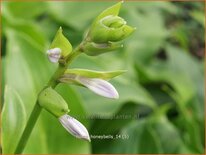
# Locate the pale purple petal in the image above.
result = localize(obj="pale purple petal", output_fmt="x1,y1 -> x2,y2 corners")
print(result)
47,48 -> 61,63
59,114 -> 90,142
77,77 -> 119,99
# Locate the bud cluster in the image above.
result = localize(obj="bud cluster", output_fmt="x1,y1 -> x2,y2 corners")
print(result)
42,2 -> 135,142
83,2 -> 136,56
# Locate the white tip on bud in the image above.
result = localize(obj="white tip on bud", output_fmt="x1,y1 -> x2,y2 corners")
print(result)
59,114 -> 90,142
77,77 -> 119,99
47,48 -> 61,63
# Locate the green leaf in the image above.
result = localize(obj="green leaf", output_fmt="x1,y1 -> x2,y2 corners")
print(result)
190,11 -> 205,27
47,2 -> 113,30
64,69 -> 126,80
50,27 -> 72,57
5,28 -> 53,153
93,115 -> 192,154
1,86 -> 26,154
2,1 -> 46,20
90,102 -> 139,136
2,17 -> 48,52
93,120 -> 162,154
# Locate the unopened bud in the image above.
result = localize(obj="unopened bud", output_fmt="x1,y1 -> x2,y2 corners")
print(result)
47,48 -> 61,63
38,87 -> 69,117
59,114 -> 90,141
89,15 -> 135,43
60,69 -> 120,99
77,77 -> 119,99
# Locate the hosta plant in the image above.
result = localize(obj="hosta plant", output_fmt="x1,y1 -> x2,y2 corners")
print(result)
1,2 -> 135,154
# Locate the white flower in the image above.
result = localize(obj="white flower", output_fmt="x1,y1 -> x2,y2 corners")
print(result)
76,76 -> 119,99
59,114 -> 90,142
47,48 -> 61,63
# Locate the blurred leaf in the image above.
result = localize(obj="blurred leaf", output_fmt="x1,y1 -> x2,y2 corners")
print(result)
1,86 -> 26,154
190,11 -> 205,27
5,27 -> 53,153
91,102 -> 150,153
90,102 -> 140,138
47,2 -> 114,30
135,45 -> 203,103
95,120 -> 162,154
123,3 -> 169,62
2,15 -> 48,52
96,115 -> 194,154
151,116 -> 184,153
2,1 -> 46,19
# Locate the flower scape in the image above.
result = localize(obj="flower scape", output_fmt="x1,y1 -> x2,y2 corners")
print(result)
41,1 -> 135,142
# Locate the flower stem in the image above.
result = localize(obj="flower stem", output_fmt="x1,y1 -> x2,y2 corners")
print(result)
14,47 -> 82,154
14,103 -> 42,154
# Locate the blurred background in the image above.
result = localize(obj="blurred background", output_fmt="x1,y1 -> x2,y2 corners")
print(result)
1,1 -> 205,154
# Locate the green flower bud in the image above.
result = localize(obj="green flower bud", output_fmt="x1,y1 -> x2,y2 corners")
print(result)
49,27 -> 72,59
89,15 -> 135,43
83,41 -> 123,56
38,87 -> 69,117
82,2 -> 135,56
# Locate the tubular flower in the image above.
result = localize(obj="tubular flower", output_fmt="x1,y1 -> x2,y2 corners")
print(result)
77,77 -> 119,99
59,114 -> 90,141
59,69 -> 123,99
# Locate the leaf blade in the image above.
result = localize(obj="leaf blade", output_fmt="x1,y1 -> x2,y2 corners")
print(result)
2,86 -> 26,154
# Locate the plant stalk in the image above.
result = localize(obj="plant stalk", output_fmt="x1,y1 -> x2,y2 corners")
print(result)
14,103 -> 42,154
14,47 -> 82,154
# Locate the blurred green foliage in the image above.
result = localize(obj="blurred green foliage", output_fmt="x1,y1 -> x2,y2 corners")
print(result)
1,1 -> 205,154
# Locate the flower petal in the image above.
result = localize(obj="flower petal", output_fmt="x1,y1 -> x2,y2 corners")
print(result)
47,47 -> 61,63
59,114 -> 90,142
77,77 -> 119,99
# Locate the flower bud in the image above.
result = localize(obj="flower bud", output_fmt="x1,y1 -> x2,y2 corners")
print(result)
59,114 -> 90,141
47,48 -> 61,63
59,69 -> 122,99
89,15 -> 135,43
77,77 -> 119,99
83,2 -> 135,56
38,87 -> 69,117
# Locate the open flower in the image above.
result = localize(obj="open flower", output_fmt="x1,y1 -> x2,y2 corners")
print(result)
59,114 -> 90,141
47,48 -> 61,63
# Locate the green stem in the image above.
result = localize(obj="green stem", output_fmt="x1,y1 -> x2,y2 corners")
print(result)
14,47 -> 82,154
15,103 -> 42,154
